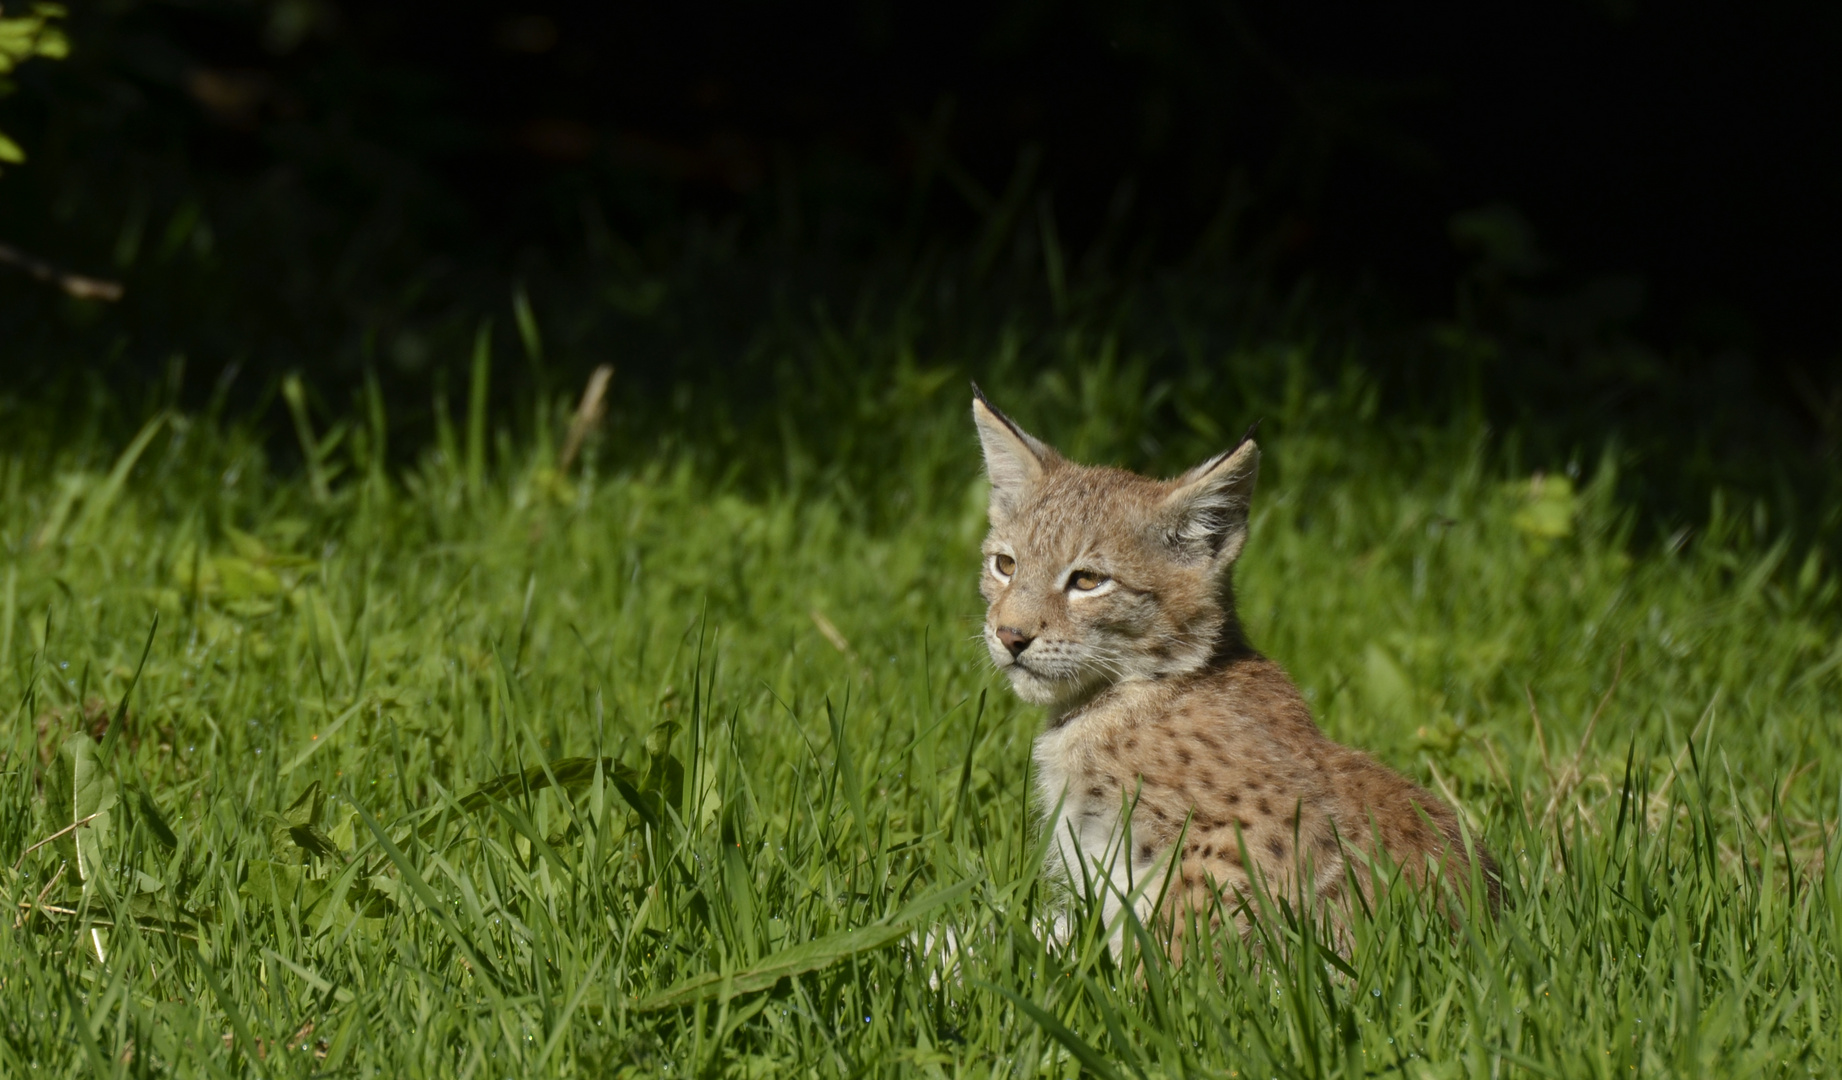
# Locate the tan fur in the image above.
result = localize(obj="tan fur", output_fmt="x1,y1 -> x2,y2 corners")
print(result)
971,388 -> 1500,954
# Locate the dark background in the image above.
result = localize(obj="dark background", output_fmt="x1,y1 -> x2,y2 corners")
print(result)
2,0 -> 1839,513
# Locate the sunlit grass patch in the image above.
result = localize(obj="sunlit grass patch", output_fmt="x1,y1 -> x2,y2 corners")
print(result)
1,344 -> 1838,1076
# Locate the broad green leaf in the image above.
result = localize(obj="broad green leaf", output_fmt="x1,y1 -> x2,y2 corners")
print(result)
610,774 -> 665,833
222,524 -> 270,562
327,808 -> 357,851
643,719 -> 679,761
345,876 -> 397,918
50,733 -> 117,883
1508,473 -> 1578,543
213,556 -> 284,599
0,132 -> 22,164
287,824 -> 344,862
241,859 -> 308,907
359,872 -> 417,913
270,781 -> 343,865
34,27 -> 67,60
642,721 -> 685,811
283,780 -> 325,828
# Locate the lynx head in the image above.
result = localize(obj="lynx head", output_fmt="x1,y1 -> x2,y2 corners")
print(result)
971,387 -> 1260,708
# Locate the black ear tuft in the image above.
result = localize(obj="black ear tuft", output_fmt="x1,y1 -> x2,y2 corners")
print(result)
971,388 -> 1055,524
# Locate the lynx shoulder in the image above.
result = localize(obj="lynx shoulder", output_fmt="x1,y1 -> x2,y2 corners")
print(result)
970,387 -> 1499,951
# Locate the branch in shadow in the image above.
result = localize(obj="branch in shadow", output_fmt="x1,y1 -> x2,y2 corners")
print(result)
0,242 -> 123,301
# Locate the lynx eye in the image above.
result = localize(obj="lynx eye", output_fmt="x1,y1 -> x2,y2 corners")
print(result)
992,553 -> 1017,579
1068,570 -> 1109,592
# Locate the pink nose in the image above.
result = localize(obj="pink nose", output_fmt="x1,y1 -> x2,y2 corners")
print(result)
995,626 -> 1034,658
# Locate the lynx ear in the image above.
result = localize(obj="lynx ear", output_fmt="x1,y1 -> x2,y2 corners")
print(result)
971,385 -> 1052,524
1160,432 -> 1260,565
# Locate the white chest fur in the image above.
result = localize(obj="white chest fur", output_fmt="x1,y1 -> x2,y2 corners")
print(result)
1032,711 -> 1161,941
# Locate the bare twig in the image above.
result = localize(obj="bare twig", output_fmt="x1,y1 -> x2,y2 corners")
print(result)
14,861 -> 67,928
17,902 -> 79,916
558,364 -> 614,474
0,242 -> 124,301
810,609 -> 853,655
12,812 -> 103,870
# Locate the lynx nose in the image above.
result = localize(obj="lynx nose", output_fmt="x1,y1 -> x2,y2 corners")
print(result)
995,626 -> 1034,658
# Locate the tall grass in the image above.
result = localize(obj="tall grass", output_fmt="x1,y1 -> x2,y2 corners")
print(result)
1,330 -> 1837,1077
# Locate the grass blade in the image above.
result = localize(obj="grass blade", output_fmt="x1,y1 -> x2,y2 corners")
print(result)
638,879 -> 974,1011
350,799 -> 506,993
979,980 -> 1125,1080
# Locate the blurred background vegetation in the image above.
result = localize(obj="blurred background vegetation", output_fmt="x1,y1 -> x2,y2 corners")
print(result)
1,0 -> 1838,539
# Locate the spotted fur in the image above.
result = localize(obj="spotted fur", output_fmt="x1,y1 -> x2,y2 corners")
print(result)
972,387 -> 1500,954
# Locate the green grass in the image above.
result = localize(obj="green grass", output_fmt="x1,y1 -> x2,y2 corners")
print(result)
2,335 -> 1839,1078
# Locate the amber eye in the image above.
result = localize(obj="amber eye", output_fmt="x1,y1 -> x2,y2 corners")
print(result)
1068,570 -> 1108,591
992,553 -> 1017,578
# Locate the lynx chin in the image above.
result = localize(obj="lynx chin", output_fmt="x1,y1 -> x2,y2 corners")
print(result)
971,387 -> 1500,956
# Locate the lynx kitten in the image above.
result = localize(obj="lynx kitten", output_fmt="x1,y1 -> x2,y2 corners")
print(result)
972,388 -> 1499,953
